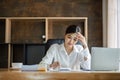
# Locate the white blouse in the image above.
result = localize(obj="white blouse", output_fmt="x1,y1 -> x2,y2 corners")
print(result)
40,43 -> 91,70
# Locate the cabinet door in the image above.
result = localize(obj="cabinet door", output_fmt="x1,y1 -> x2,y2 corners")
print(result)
25,44 -> 45,65
11,44 -> 25,63
11,19 -> 45,43
0,19 -> 5,43
0,44 -> 8,68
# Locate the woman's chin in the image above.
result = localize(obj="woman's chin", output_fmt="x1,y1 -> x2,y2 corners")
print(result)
68,44 -> 73,47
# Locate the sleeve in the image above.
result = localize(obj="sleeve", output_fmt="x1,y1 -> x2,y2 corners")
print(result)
79,47 -> 91,70
39,44 -> 57,65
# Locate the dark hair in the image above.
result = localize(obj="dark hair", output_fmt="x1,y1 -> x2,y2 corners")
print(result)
65,25 -> 81,34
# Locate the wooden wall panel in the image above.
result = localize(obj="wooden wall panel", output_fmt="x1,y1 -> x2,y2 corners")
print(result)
0,0 -> 102,48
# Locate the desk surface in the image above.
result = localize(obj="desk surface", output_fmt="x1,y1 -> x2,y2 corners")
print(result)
0,69 -> 120,80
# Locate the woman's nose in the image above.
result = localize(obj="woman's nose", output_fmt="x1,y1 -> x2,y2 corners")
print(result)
69,39 -> 74,43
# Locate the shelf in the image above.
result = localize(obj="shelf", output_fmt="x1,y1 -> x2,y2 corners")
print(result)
0,17 -> 88,43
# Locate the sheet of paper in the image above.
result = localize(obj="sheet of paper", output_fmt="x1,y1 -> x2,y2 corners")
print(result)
21,64 -> 38,71
59,68 -> 71,71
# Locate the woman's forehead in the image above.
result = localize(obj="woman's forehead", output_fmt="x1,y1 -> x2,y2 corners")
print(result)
66,33 -> 75,35
66,33 -> 77,38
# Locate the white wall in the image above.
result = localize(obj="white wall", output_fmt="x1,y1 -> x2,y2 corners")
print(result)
117,0 -> 120,48
102,0 -> 118,48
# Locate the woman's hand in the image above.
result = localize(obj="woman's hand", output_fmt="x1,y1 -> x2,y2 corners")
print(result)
76,32 -> 88,61
50,61 -> 60,69
76,32 -> 87,49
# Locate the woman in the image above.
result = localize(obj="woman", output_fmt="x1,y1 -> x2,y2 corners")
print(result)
39,25 -> 91,71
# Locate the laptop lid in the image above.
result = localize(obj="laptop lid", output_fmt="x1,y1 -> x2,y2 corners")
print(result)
91,47 -> 120,71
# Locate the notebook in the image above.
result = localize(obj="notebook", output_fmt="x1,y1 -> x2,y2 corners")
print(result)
91,47 -> 120,71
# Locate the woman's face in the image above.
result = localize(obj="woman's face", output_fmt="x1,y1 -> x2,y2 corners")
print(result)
64,33 -> 78,47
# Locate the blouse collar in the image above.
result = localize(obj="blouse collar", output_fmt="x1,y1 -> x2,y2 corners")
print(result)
60,43 -> 79,55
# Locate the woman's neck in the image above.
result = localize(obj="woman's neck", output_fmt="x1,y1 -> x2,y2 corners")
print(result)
64,44 -> 73,55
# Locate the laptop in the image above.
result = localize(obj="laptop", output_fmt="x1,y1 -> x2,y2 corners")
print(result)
91,47 -> 120,71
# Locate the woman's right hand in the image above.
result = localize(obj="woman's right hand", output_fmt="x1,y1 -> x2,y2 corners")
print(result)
76,32 -> 87,49
50,61 -> 60,69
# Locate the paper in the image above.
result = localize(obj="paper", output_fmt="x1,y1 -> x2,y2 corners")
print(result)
21,64 -> 38,71
59,68 -> 71,71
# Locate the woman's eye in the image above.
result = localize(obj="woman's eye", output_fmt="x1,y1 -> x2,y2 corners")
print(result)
67,36 -> 72,39
74,38 -> 78,41
74,39 -> 77,41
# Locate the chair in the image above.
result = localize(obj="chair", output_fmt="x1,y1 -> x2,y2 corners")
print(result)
45,39 -> 64,52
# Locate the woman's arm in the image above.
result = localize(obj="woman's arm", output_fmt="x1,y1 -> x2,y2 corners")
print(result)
79,48 -> 91,70
39,44 -> 57,65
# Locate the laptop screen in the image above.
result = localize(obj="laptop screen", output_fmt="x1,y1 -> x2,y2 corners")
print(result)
91,47 -> 120,71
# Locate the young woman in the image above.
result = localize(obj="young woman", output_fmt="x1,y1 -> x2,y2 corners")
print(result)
39,25 -> 91,71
